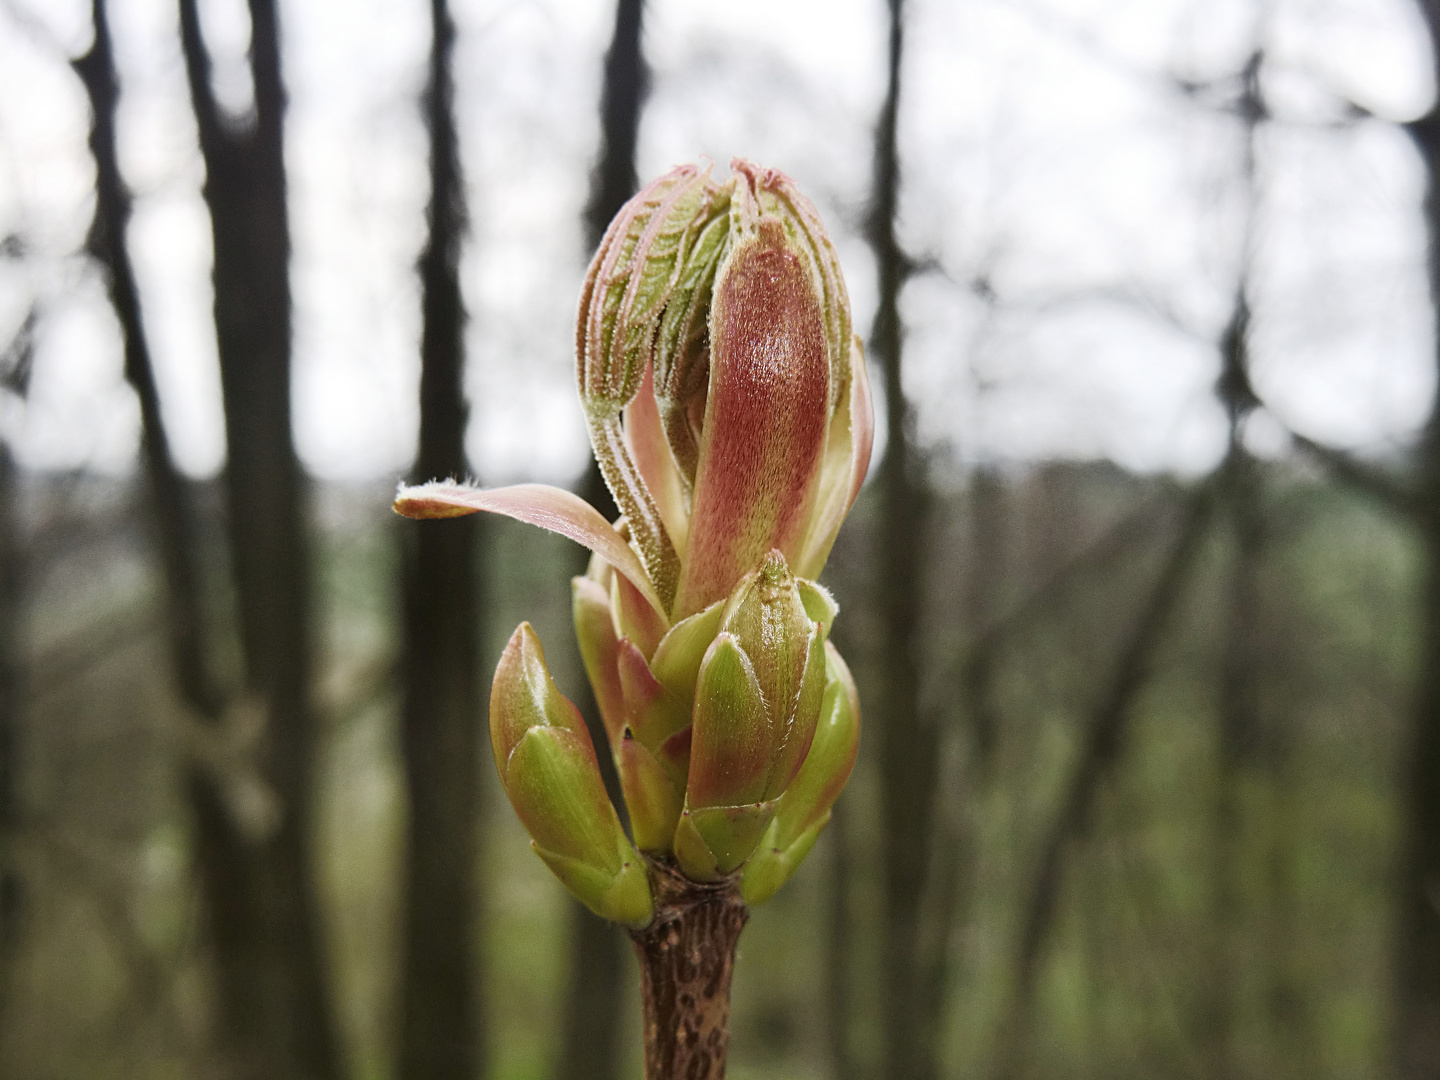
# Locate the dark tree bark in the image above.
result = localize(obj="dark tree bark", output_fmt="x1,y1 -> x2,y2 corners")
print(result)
75,8 -> 317,1079
175,4 -> 340,1078
76,0 -> 224,724
395,3 -> 483,1079
555,5 -> 650,1079
866,2 -> 941,1078
1208,448 -> 1262,1080
583,0 -> 649,255
1397,8 -> 1440,1077
0,323 -> 27,1025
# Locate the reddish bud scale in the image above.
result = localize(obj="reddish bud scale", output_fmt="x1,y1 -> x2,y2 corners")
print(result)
675,224 -> 831,618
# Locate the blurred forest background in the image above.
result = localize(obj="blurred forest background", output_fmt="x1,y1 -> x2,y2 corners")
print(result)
0,0 -> 1438,1078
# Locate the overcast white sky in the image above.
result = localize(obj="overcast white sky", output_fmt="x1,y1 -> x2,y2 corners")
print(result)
0,0 -> 1433,483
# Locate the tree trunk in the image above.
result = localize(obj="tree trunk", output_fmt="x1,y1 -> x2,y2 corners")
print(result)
396,2 -> 483,1078
0,355 -> 23,1025
77,8 -> 326,1079
176,3 -> 339,1078
866,2 -> 940,1077
1398,8 -> 1440,1071
1207,448 -> 1262,1080
556,5 -> 650,1078
630,860 -> 748,1080
583,0 -> 649,255
77,0 -> 225,724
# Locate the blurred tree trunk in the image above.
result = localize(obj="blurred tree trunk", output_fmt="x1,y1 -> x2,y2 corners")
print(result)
77,6 -> 317,1079
78,0 -> 224,727
583,0 -> 647,251
824,795 -> 859,1080
554,441 -> 626,1080
0,319 -> 28,1025
965,468 -> 1005,769
866,2 -> 942,1078
1399,6 -> 1440,1077
1205,52 -> 1264,1080
1209,446 -> 1261,1080
176,4 -> 340,1079
823,613 -> 863,1080
396,2 -> 483,1078
555,5 -> 649,1078
1263,699 -> 1310,1079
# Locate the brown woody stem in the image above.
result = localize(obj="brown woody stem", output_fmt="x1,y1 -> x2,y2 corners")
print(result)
630,859 -> 749,1080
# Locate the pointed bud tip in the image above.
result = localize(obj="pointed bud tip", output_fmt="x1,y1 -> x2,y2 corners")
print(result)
760,548 -> 789,583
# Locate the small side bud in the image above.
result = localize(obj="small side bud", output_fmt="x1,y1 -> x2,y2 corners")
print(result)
490,623 -> 653,928
742,642 -> 860,905
491,623 -> 590,774
715,551 -> 827,798
672,630 -> 779,880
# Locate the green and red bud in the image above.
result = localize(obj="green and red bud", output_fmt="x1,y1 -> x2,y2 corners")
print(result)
490,624 -> 653,928
396,160 -> 870,914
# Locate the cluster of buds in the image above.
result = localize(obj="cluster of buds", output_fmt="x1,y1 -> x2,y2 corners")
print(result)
396,159 -> 873,928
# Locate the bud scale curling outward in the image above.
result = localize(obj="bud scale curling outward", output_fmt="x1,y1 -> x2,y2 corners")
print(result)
395,159 -> 872,923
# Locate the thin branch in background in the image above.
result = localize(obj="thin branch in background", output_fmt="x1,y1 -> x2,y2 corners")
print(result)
396,2 -> 484,1077
992,482 -> 1215,1080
